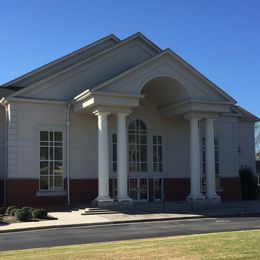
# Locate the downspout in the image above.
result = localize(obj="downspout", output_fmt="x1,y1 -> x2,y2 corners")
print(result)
66,104 -> 71,206
0,99 -> 9,206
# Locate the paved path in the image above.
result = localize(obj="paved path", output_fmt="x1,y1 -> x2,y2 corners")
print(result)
0,216 -> 260,251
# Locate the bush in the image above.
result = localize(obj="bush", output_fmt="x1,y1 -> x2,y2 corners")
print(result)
15,209 -> 28,222
10,208 -> 18,216
22,207 -> 34,218
32,209 -> 48,219
239,166 -> 258,200
6,206 -> 17,215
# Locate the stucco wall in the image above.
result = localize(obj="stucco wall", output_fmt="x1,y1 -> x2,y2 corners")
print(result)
7,97 -> 246,182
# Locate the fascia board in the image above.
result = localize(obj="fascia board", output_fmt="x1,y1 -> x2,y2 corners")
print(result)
4,97 -> 67,105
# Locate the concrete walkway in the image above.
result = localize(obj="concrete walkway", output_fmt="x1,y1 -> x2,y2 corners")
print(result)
0,200 -> 260,233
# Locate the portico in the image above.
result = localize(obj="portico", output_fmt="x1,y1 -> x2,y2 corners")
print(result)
72,75 -> 227,205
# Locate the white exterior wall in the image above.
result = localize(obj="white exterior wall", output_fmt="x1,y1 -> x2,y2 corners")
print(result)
7,97 -> 249,182
8,101 -> 67,179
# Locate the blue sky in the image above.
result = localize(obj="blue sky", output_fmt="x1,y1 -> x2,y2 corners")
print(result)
0,0 -> 259,117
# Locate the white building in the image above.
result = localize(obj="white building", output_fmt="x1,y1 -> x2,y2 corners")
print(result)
0,33 -> 258,207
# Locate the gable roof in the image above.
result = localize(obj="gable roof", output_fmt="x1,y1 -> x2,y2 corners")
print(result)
2,34 -> 120,88
7,33 -> 162,98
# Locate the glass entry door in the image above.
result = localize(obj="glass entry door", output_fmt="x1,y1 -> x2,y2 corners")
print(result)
129,177 -> 148,201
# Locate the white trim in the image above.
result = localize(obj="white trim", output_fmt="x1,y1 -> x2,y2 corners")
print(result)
5,97 -> 67,105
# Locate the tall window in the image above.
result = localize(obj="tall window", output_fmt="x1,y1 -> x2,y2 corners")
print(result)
128,119 -> 147,172
153,135 -> 163,172
40,131 -> 63,190
202,137 -> 220,190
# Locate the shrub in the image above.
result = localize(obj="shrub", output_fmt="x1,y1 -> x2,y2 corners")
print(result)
22,207 -> 34,218
6,206 -> 17,215
32,209 -> 48,219
10,208 -> 19,216
239,166 -> 258,200
15,209 -> 28,222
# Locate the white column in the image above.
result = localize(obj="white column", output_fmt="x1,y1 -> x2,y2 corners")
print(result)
95,111 -> 113,202
187,118 -> 204,200
116,112 -> 131,202
205,118 -> 219,199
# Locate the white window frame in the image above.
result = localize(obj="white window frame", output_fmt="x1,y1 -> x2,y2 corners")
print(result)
37,126 -> 66,192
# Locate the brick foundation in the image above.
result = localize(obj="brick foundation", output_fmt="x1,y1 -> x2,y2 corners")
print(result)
5,177 -> 241,207
164,178 -> 190,201
219,177 -> 241,201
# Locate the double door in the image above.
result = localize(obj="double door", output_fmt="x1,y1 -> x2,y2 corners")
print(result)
128,177 -> 163,201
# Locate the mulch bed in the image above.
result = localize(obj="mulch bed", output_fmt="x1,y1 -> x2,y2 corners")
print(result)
0,215 -> 57,225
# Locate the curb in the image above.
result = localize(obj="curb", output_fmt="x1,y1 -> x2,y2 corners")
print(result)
0,211 -> 259,234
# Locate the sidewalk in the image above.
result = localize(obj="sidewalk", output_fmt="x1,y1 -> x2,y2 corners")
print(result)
0,200 -> 260,233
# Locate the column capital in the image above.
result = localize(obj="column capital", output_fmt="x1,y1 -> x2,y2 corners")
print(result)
205,118 -> 216,122
93,110 -> 111,117
116,112 -> 130,118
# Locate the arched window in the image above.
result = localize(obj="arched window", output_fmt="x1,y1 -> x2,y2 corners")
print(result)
128,119 -> 147,172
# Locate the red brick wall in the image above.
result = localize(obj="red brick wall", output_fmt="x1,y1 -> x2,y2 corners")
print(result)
164,178 -> 190,201
5,177 -> 242,207
70,179 -> 98,204
219,177 -> 241,201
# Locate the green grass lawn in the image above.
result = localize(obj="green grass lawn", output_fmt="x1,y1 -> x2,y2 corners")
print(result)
0,230 -> 259,259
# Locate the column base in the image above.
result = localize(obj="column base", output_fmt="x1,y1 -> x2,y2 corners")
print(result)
92,197 -> 114,208
186,194 -> 205,201
206,193 -> 220,200
116,195 -> 133,205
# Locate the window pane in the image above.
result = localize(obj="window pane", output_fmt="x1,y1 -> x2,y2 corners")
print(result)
139,120 -> 146,130
140,135 -> 147,144
50,161 -> 53,175
40,162 -> 49,175
55,147 -> 62,160
153,163 -> 157,172
128,145 -> 136,162
40,147 -> 48,160
153,136 -> 157,145
158,136 -> 162,145
141,163 -> 147,172
112,134 -> 117,143
158,146 -> 162,162
54,161 -> 63,175
50,176 -> 53,189
128,134 -> 135,144
40,131 -> 48,141
159,163 -> 163,172
140,145 -> 147,162
54,176 -> 63,189
54,132 -> 62,141
113,162 -> 117,172
128,163 -> 136,172
40,176 -> 48,190
49,131 -> 53,141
